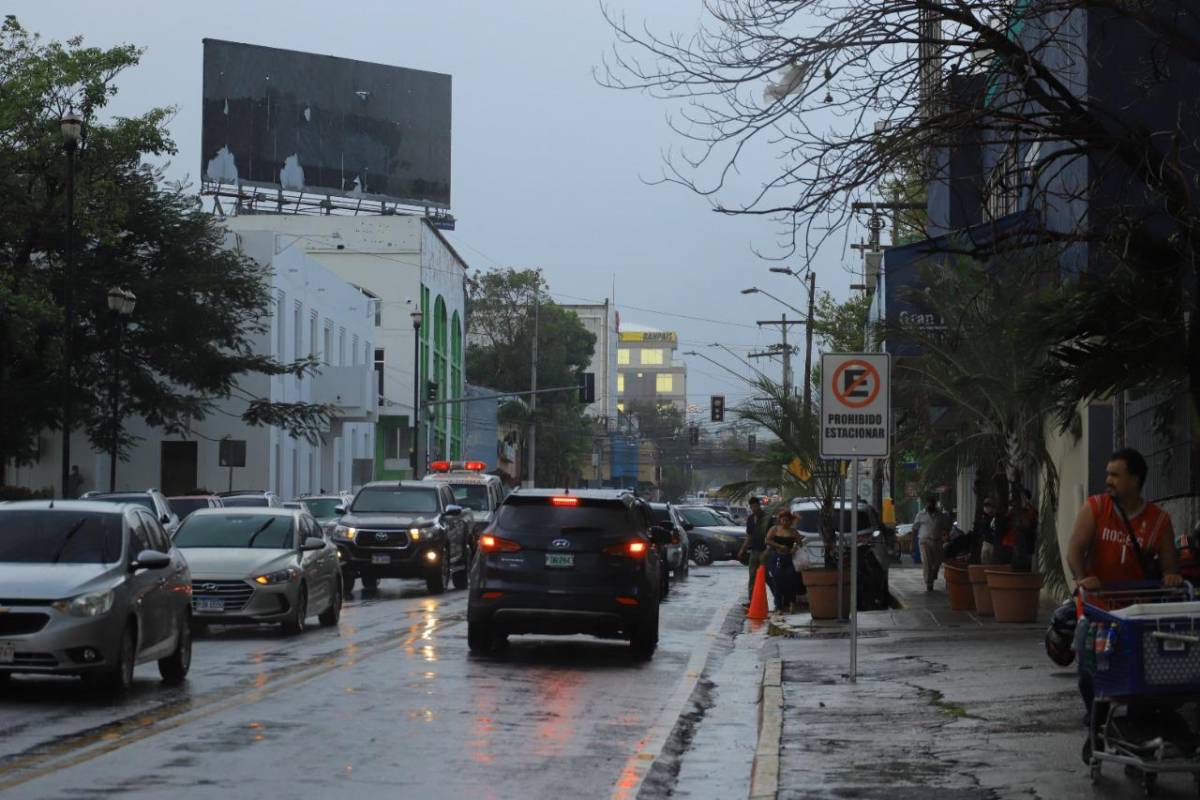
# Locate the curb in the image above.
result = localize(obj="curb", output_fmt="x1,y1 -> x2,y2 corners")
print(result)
749,658 -> 782,800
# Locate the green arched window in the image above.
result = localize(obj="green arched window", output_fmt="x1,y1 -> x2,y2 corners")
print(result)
451,310 -> 463,459
433,296 -> 448,457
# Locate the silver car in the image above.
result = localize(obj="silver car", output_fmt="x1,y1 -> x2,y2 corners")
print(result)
0,501 -> 192,691
175,507 -> 342,635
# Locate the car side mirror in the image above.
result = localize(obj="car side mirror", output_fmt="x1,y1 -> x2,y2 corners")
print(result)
444,504 -> 463,516
335,505 -> 346,516
682,522 -> 695,532
648,526 -> 671,546
301,537 -> 326,551
132,549 -> 171,570
160,513 -> 171,524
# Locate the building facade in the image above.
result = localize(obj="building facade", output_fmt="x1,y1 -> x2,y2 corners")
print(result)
223,214 -> 469,479
560,301 -> 619,427
616,327 -> 688,414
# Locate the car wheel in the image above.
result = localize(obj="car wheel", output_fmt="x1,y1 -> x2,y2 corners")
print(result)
630,603 -> 659,661
319,578 -> 343,627
282,585 -> 308,635
467,618 -> 492,654
691,543 -> 714,566
660,563 -> 670,600
87,623 -> 135,692
341,568 -> 356,596
426,546 -> 449,595
452,540 -> 469,590
158,614 -> 192,685
361,575 -> 379,593
678,553 -> 690,578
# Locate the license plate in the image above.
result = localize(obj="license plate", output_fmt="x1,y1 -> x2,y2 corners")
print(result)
545,553 -> 574,568
372,553 -> 391,565
196,598 -> 225,613
0,642 -> 13,664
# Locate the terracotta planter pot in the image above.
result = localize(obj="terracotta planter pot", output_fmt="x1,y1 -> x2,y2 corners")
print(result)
800,568 -> 850,620
943,564 -> 975,611
986,570 -> 1043,623
967,563 -> 1011,616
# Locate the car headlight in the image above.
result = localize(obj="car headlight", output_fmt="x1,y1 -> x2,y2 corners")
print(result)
253,567 -> 302,585
333,525 -> 357,541
409,526 -> 433,541
52,589 -> 115,617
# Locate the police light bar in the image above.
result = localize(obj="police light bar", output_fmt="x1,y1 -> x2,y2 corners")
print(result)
430,460 -> 487,473
429,461 -> 452,473
464,461 -> 487,472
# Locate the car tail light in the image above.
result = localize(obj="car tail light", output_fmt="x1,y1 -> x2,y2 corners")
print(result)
479,534 -> 521,553
604,540 -> 648,557
550,496 -> 578,507
616,596 -> 639,606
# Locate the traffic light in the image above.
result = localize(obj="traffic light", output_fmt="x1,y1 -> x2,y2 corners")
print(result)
688,426 -> 699,446
748,434 -> 757,452
426,380 -> 439,401
578,372 -> 595,403
710,395 -> 725,422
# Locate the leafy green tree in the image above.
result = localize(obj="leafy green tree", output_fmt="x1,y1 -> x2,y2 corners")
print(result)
466,268 -> 596,486
0,18 -> 330,483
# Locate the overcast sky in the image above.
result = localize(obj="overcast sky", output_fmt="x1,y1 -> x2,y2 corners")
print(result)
9,0 -> 868,415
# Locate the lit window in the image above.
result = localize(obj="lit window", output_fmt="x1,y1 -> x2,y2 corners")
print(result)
640,349 -> 664,365
656,373 -> 674,393
617,373 -> 624,393
617,402 -> 625,413
617,348 -> 630,365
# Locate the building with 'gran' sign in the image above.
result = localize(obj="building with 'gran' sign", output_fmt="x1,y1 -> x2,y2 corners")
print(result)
616,327 -> 687,414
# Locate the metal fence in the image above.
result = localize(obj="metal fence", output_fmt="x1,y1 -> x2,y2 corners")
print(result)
1125,385 -> 1195,502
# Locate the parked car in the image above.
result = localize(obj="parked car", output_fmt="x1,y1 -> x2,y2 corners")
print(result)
332,481 -> 470,595
217,490 -> 283,508
0,500 -> 192,690
83,489 -> 181,538
175,507 -> 342,635
297,493 -> 354,535
168,494 -> 224,520
789,499 -> 882,567
466,489 -> 669,659
674,505 -> 747,566
648,502 -> 689,580
422,461 -> 506,553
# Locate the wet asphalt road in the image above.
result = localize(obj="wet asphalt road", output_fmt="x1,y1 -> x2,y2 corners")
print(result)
0,563 -> 743,800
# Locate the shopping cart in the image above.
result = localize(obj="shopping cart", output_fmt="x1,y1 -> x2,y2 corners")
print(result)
1079,582 -> 1200,797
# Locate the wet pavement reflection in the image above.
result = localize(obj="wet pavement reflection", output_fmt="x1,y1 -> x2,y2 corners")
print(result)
0,564 -> 743,799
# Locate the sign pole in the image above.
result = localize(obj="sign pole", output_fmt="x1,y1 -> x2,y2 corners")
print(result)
850,457 -> 860,683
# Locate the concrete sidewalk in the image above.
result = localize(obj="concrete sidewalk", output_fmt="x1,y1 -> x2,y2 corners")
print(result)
751,565 -> 1200,799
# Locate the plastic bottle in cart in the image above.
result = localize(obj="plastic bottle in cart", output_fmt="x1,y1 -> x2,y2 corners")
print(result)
1104,624 -> 1117,668
1094,623 -> 1108,671
1085,623 -> 1097,671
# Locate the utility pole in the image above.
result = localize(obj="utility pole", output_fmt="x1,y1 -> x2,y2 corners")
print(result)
528,281 -> 539,487
751,315 -> 804,396
803,272 -> 816,419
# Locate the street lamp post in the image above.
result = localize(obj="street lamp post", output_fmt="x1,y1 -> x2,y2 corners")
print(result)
59,111 -> 82,498
410,308 -> 424,478
106,287 -> 136,491
768,268 -> 818,418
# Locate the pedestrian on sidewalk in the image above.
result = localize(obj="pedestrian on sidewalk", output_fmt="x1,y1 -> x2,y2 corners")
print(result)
976,496 -> 998,564
765,510 -> 804,612
1067,448 -> 1182,720
738,497 -> 770,604
914,496 -> 948,591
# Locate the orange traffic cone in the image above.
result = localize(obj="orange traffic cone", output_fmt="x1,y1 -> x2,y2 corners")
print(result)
747,565 -> 769,620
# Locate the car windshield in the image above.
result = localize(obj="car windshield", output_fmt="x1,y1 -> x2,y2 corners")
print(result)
450,485 -> 490,511
495,501 -> 630,534
0,510 -> 122,564
352,487 -> 440,514
301,498 -> 343,520
221,495 -> 270,508
169,498 -> 212,517
679,507 -> 725,527
174,514 -> 295,549
90,495 -> 155,512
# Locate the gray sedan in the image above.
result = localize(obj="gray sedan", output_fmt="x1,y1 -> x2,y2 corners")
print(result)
0,501 -> 192,691
175,507 -> 342,635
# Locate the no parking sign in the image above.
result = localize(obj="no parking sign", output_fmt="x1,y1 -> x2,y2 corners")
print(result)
820,353 -> 891,458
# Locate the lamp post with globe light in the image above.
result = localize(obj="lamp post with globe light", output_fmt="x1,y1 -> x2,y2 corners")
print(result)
106,287 -> 136,491
410,308 -> 424,478
59,111 -> 83,497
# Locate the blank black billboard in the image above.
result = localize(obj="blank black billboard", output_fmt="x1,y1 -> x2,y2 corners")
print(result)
201,39 -> 451,208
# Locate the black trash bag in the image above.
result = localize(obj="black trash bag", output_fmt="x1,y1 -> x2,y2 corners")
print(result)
1045,599 -> 1077,667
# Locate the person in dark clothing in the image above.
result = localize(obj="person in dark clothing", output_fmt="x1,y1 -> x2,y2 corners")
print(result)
765,510 -> 804,612
738,497 -> 770,604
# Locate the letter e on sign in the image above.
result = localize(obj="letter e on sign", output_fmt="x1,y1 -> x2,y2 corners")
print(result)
820,352 -> 890,458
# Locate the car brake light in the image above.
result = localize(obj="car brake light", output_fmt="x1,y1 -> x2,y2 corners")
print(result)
616,596 -> 639,606
551,496 -> 578,507
479,534 -> 521,553
604,540 -> 647,557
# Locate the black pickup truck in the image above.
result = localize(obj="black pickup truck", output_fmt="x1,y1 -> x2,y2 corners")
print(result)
331,481 -> 471,595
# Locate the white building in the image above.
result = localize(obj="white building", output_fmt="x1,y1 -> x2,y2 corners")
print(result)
223,214 -> 469,479
560,301 -> 618,428
8,240 -> 377,498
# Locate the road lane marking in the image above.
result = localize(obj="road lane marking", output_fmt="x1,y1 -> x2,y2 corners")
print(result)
0,614 -> 464,792
609,593 -> 736,800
